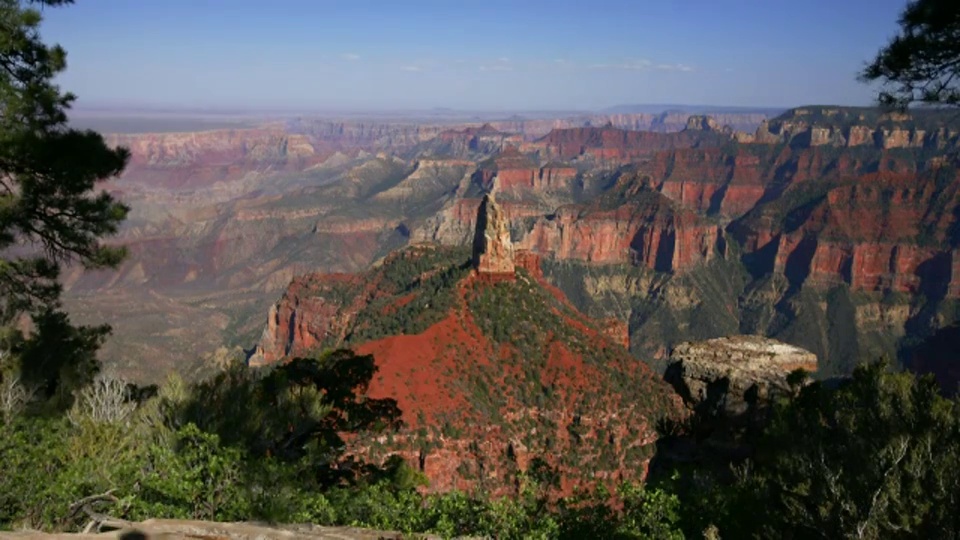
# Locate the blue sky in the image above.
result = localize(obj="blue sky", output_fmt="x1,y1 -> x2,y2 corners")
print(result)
40,0 -> 909,111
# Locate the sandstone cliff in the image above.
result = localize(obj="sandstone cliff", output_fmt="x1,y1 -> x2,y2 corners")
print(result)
518,189 -> 721,272
530,125 -> 725,162
472,192 -> 515,275
736,106 -> 960,150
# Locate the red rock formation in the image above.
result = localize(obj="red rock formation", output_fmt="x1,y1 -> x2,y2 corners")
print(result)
736,169 -> 960,296
637,148 -> 767,218
250,274 -> 363,365
519,191 -> 720,272
251,244 -> 680,495
514,250 -> 545,279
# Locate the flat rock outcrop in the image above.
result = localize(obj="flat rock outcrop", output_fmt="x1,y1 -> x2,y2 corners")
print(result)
668,335 -> 818,415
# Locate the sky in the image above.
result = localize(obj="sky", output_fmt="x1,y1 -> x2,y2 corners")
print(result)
39,0 -> 910,112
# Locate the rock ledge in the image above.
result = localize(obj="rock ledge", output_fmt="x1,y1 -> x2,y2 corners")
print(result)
669,335 -> 818,414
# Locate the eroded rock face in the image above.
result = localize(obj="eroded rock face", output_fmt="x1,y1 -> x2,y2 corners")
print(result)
668,335 -> 818,415
518,194 -> 721,272
685,115 -> 720,131
472,192 -> 515,275
735,106 -> 960,150
531,126 -> 724,162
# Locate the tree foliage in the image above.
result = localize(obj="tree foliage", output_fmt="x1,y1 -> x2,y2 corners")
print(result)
0,0 -> 129,404
0,348 -> 688,538
705,362 -> 960,539
173,349 -> 403,487
861,0 -> 960,108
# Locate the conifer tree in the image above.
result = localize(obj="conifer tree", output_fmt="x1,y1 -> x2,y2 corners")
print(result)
0,0 -> 129,401
861,0 -> 960,108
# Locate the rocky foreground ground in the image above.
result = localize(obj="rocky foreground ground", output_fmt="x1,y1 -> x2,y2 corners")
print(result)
0,519 -> 443,539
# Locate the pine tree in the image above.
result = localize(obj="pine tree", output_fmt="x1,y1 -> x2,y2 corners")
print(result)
861,0 -> 960,108
0,0 -> 129,403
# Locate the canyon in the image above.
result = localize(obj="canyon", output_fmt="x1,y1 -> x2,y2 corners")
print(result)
63,106 -> 960,389
53,103 -> 960,492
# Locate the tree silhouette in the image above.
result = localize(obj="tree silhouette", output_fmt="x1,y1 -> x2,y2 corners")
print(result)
861,0 -> 960,108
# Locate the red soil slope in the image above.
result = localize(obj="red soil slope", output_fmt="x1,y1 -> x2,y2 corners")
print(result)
253,245 -> 679,495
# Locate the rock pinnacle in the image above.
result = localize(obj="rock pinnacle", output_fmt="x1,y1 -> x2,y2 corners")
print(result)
472,191 -> 515,275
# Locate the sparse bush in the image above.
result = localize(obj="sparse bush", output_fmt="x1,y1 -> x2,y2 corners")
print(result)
67,373 -> 136,427
0,376 -> 35,423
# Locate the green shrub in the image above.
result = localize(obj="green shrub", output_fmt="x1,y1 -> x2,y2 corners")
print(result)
127,423 -> 249,522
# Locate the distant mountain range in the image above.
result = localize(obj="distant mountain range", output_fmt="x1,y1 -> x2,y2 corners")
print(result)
602,103 -> 787,115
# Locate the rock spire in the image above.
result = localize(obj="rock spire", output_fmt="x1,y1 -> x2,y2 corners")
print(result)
472,191 -> 515,275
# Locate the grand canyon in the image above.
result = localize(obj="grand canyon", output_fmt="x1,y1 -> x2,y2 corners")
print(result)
47,103 -> 960,499
7,1 -> 960,537
67,106 -> 960,389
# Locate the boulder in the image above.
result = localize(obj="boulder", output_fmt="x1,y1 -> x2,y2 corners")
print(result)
668,335 -> 818,415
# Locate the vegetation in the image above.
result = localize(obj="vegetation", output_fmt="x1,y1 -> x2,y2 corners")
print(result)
345,246 -> 472,344
0,348 -> 686,539
647,361 -> 960,540
861,0 -> 960,108
0,0 -> 129,409
5,344 -> 960,539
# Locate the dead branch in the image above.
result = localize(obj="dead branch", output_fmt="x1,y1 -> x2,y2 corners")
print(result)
66,489 -> 132,533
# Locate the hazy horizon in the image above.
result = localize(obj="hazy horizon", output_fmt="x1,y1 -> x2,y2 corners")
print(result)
67,101 -> 787,116
41,0 -> 907,111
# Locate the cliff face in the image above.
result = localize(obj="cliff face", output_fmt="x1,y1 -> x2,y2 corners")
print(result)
736,106 -> 960,150
105,128 -> 333,191
430,123 -> 525,156
518,191 -> 721,272
281,109 -> 772,151
529,126 -> 725,162
465,149 -> 580,205
483,111 -> 770,138
731,167 -> 960,296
